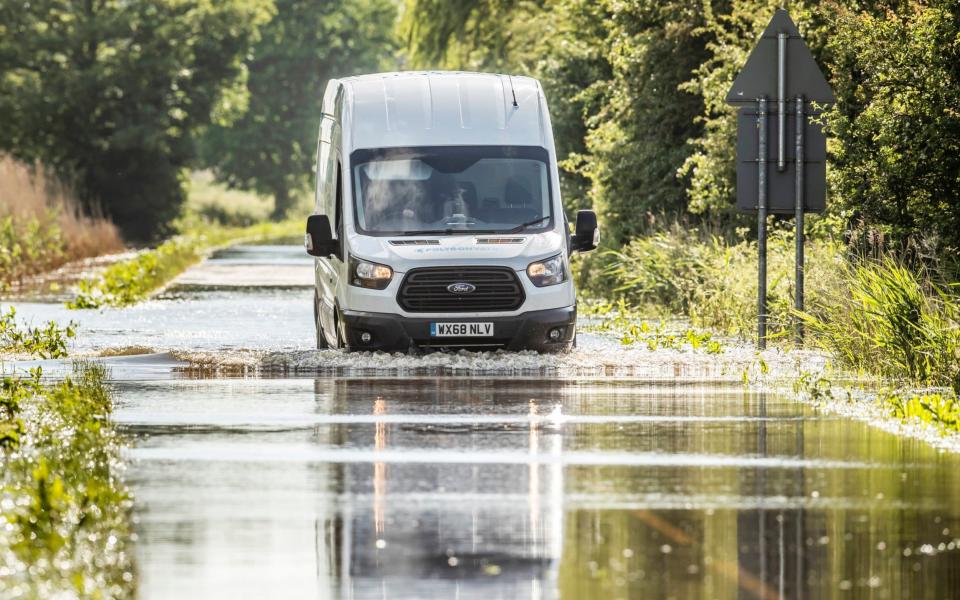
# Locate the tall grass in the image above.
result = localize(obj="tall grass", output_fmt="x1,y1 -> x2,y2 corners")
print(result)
597,221 -> 847,339
0,157 -> 123,289
800,257 -> 960,395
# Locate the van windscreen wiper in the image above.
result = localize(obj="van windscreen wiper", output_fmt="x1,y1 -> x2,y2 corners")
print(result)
508,216 -> 550,233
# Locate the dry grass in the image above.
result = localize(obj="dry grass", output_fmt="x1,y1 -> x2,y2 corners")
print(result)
0,156 -> 123,287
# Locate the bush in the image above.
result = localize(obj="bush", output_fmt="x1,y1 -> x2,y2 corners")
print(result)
0,307 -> 75,358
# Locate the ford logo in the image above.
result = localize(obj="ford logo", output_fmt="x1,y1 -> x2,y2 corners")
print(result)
447,282 -> 476,294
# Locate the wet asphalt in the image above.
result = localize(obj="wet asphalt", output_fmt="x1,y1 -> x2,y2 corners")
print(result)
8,245 -> 960,599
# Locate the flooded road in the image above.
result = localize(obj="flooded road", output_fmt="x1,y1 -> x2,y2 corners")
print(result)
7,245 -> 960,599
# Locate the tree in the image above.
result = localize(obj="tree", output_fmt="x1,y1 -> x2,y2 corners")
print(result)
0,0 -> 271,241
201,0 -> 397,220
570,0 -> 713,244
828,1 -> 960,254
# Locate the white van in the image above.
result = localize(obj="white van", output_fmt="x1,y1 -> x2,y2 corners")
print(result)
305,72 -> 599,353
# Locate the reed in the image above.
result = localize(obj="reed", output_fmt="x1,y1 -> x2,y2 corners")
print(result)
0,157 -> 123,289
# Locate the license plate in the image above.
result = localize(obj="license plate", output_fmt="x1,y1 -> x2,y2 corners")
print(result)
430,322 -> 494,337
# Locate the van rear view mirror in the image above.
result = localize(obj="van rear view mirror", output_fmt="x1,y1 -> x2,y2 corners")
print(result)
571,210 -> 599,253
305,215 -> 336,257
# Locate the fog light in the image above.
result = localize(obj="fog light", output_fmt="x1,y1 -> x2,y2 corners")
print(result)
548,327 -> 564,341
360,332 -> 372,344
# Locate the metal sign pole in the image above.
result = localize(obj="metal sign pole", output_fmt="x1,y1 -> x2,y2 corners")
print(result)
777,32 -> 787,172
794,95 -> 805,345
727,9 -> 834,350
757,96 -> 769,349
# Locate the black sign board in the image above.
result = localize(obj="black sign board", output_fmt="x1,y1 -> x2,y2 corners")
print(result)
725,9 -> 835,348
727,10 -> 835,105
736,107 -> 826,214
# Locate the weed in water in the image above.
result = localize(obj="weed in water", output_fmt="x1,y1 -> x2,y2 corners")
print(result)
0,307 -> 75,357
1,362 -> 135,598
883,391 -> 960,436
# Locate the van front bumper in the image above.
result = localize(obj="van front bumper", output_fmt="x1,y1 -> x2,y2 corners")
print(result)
339,306 -> 576,353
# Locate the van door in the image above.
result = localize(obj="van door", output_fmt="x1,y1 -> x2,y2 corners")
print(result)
315,116 -> 342,344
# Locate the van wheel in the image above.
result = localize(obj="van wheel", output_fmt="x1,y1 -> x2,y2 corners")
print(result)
314,292 -> 329,350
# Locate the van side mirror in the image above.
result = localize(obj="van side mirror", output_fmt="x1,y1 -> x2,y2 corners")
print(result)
571,210 -> 599,253
305,214 -> 336,257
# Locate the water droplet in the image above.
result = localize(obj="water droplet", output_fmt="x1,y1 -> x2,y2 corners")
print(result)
877,541 -> 886,551
448,556 -> 459,566
622,548 -> 633,558
660,544 -> 672,554
375,539 -> 387,549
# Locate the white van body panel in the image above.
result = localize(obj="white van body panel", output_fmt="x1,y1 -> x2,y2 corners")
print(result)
346,72 -> 547,149
311,71 -> 584,351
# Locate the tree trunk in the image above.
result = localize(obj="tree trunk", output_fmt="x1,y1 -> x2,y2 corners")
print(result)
271,185 -> 292,221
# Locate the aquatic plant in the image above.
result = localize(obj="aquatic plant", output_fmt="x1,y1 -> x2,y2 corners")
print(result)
67,219 -> 301,308
884,391 -> 960,436
0,362 -> 135,598
0,306 -> 75,358
580,300 -> 723,353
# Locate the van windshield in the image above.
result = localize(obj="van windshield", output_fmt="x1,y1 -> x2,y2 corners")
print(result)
351,146 -> 553,235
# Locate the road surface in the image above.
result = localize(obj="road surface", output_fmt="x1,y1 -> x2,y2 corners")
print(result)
8,245 -> 960,599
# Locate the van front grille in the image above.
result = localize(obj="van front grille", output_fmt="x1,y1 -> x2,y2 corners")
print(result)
398,267 -> 525,313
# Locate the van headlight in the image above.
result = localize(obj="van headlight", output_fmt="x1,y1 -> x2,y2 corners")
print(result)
526,254 -> 567,287
349,256 -> 393,289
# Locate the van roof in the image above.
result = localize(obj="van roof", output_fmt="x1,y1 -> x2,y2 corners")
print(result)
339,72 -> 547,150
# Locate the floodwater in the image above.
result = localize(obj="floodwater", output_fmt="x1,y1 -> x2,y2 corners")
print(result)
5,245 -> 960,599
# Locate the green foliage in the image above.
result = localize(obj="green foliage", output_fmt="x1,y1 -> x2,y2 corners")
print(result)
400,0 -> 549,70
185,171 -> 274,227
67,220 -> 300,308
1,363 -> 135,598
800,257 -> 960,395
0,0 -> 273,240
567,1 -> 713,243
0,307 -> 75,358
828,3 -> 960,254
0,213 -> 63,289
885,391 -> 960,436
201,0 -> 397,219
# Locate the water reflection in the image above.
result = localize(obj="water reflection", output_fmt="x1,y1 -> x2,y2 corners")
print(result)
316,378 -> 565,599
119,377 -> 960,599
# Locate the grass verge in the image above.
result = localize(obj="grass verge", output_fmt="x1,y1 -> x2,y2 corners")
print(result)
588,221 -> 960,437
1,357 -> 134,597
798,257 -> 960,435
67,220 -> 301,309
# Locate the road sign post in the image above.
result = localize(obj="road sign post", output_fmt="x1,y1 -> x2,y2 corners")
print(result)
726,9 -> 834,349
